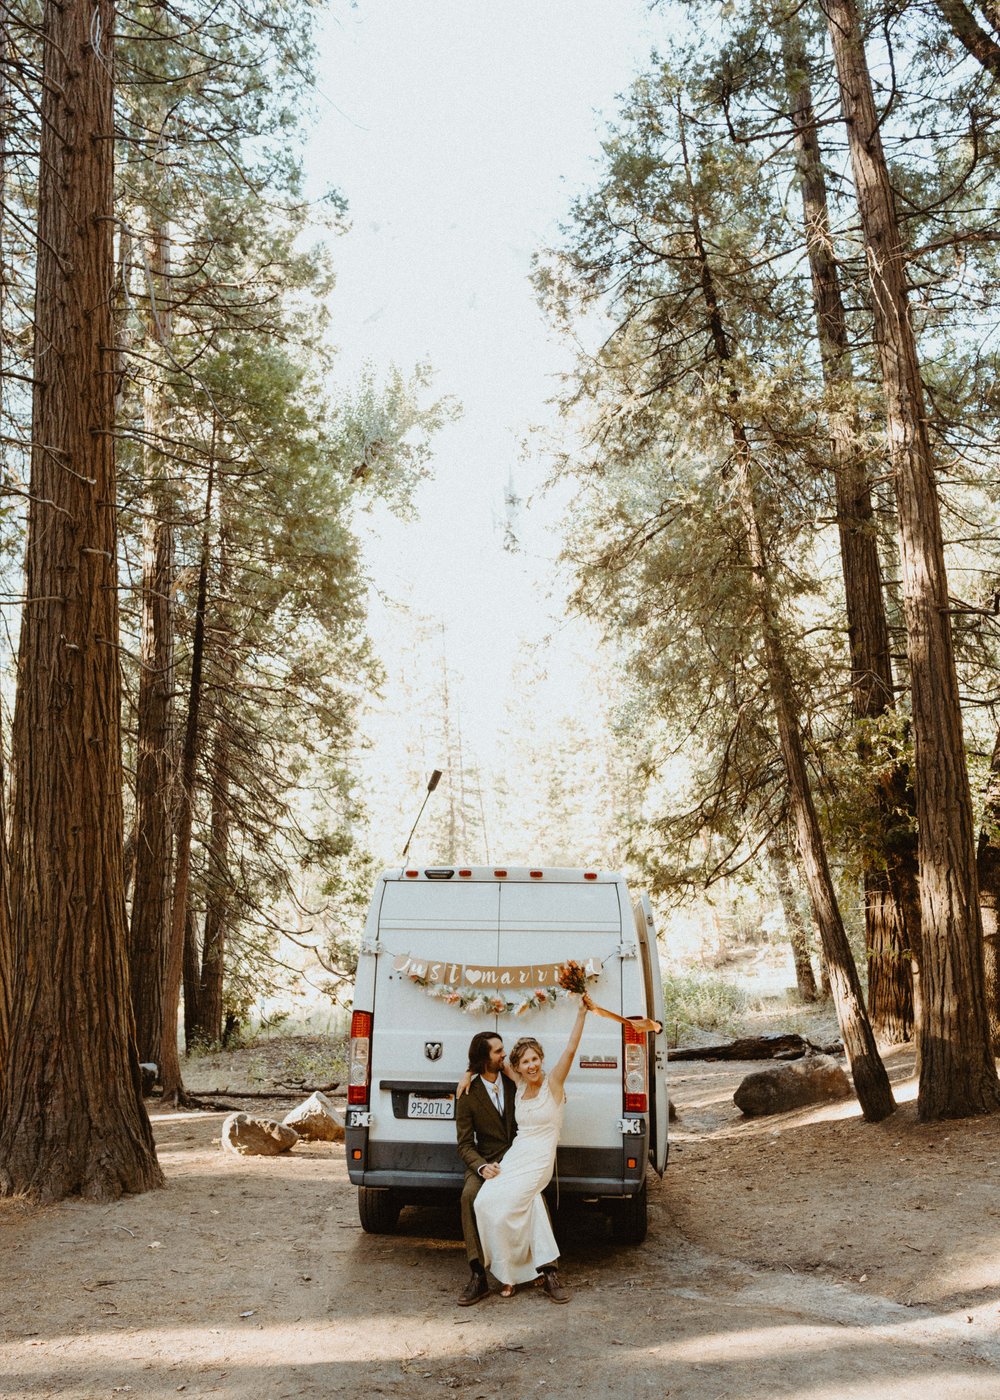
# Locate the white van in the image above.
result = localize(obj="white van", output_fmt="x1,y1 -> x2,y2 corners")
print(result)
345,865 -> 668,1244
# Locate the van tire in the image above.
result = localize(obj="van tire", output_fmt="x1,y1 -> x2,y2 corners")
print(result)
358,1187 -> 402,1234
610,1181 -> 648,1245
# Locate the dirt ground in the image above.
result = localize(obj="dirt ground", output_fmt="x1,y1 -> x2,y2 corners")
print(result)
2,1037 -> 1000,1400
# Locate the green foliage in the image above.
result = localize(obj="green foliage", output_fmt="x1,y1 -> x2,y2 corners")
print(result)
661,970 -> 755,1043
539,6 -> 1000,913
98,0 -> 456,1024
538,56 -> 849,895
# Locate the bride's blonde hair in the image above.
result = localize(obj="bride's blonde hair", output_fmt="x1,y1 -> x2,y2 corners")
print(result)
509,1037 -> 544,1070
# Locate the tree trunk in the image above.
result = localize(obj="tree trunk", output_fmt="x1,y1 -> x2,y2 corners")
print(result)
783,21 -> 915,1043
192,521 -> 234,1048
864,871 -> 915,1042
0,38 -> 12,1095
194,716 -> 232,1046
767,831 -> 818,1002
735,445 -> 894,1120
677,101 -> 894,1122
976,725 -> 1000,1052
182,903 -> 202,1050
934,0 -> 1000,76
0,702 -> 10,1099
0,0 -> 162,1199
128,215 -> 176,1069
820,954 -> 832,1001
160,458 -> 213,1104
825,0 -> 1000,1119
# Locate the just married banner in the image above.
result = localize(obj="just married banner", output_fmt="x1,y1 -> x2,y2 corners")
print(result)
391,953 -> 599,989
391,951 -> 602,1016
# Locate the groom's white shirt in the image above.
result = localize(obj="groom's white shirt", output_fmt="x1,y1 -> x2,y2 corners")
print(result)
478,1073 -> 504,1116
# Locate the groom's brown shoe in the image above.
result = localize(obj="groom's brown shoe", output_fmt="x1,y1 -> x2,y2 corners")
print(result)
457,1272 -> 489,1306
539,1269 -> 570,1303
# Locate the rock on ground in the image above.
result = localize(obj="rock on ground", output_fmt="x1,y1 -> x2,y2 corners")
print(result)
221,1112 -> 299,1155
733,1052 -> 853,1117
282,1091 -> 344,1142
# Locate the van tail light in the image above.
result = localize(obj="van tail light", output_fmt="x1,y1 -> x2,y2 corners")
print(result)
348,1010 -> 372,1105
622,1021 -> 648,1114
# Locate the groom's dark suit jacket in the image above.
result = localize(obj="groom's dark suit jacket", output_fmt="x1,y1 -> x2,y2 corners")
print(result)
456,1074 -> 517,1175
455,1075 -> 517,1265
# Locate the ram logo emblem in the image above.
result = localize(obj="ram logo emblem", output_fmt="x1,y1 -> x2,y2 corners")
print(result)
424,1041 -> 443,1061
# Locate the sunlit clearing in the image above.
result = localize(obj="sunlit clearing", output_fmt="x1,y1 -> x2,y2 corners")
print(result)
658,1306 -> 1000,1364
7,1320 -> 478,1369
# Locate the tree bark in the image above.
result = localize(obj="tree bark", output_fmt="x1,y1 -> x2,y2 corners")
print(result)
934,0 -> 1000,76
182,903 -> 202,1050
976,725 -> 1000,1052
825,0 -> 1000,1119
864,872 -> 915,1042
767,831 -> 818,1002
160,458 -> 213,1103
0,0 -> 162,1199
734,445 -> 895,1121
677,100 -> 894,1121
191,518 -> 235,1048
128,217 -> 176,1069
0,702 -> 10,1100
783,21 -> 915,1043
193,709 -> 232,1046
0,38 -> 10,1094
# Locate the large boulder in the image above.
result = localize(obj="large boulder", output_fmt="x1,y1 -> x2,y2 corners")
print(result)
282,1091 -> 344,1142
221,1113 -> 299,1156
733,1052 -> 853,1118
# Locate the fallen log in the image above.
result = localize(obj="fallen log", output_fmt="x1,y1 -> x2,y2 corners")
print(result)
187,1082 -> 340,1100
669,1033 -> 843,1062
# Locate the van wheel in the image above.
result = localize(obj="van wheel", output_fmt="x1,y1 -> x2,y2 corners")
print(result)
358,1187 -> 402,1234
610,1181 -> 648,1245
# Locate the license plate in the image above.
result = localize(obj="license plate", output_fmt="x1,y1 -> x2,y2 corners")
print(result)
408,1093 -> 454,1120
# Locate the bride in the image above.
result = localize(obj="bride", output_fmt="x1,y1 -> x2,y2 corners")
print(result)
458,994 -> 592,1303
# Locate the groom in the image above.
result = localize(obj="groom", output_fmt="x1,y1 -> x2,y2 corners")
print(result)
455,1030 -> 517,1305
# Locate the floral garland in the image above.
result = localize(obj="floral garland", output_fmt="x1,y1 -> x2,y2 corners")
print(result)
406,964 -> 599,1017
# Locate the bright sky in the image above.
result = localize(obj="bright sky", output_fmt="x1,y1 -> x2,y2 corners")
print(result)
305,1 -> 663,854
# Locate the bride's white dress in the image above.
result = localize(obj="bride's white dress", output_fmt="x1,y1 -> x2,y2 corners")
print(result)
474,1077 -> 563,1285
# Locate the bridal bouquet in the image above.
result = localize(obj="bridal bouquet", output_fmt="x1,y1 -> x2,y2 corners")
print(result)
557,960 -> 589,996
557,960 -> 662,1034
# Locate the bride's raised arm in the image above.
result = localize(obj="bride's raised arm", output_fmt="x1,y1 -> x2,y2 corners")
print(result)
547,996 -> 590,1098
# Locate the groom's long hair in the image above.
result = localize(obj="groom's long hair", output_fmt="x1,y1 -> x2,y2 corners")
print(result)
467,1032 -> 500,1075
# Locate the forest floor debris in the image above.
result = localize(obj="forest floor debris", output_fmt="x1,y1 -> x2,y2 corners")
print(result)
1,1033 -> 999,1398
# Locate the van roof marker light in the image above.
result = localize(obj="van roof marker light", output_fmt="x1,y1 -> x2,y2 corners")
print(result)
494,869 -> 508,878
584,872 -> 598,880
529,870 -> 543,879
458,869 -> 472,878
405,869 -> 419,878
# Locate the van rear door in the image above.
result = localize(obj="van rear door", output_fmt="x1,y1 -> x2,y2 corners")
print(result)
496,880 -> 624,1156
371,879 -> 500,1134
634,893 -> 668,1174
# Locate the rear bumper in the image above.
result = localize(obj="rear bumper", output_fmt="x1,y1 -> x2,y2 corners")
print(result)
345,1131 -> 647,1198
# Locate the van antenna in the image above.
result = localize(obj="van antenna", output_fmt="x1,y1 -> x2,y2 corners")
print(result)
401,769 -> 444,861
